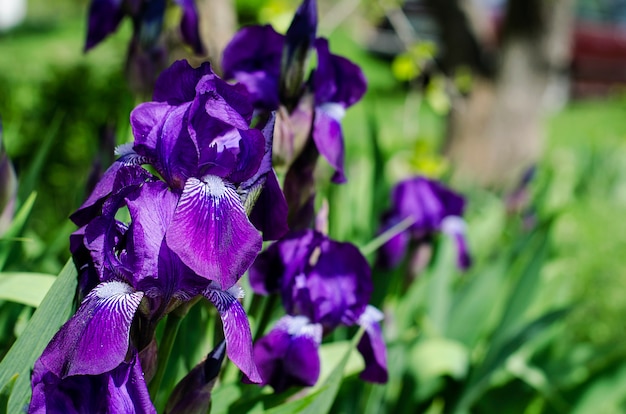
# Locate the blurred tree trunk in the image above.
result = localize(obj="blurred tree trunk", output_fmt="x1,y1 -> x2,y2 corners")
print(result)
180,0 -> 237,74
428,0 -> 574,189
198,0 -> 237,72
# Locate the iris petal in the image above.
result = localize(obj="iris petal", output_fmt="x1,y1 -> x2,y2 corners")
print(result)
131,101 -> 174,160
166,176 -> 262,289
30,351 -> 155,414
252,315 -> 322,391
125,181 -> 178,280
441,216 -> 472,270
357,306 -> 388,383
153,60 -> 213,105
204,286 -> 261,383
37,281 -> 143,378
312,105 -> 346,183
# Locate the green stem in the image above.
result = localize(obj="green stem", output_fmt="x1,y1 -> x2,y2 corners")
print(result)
253,294 -> 278,342
360,216 -> 416,256
149,313 -> 183,400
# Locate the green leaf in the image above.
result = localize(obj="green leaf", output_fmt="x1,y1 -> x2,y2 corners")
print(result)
491,231 -> 549,344
17,112 -> 64,204
570,357 -> 626,413
318,340 -> 365,380
0,273 -> 56,307
0,192 -> 37,271
411,337 -> 469,382
425,235 -> 458,334
0,374 -> 17,414
456,308 -> 570,412
0,259 -> 77,413
446,260 -> 508,347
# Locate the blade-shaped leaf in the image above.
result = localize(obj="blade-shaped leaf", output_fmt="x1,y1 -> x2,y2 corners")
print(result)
456,308 -> 570,412
17,112 -> 63,203
0,259 -> 77,413
0,192 -> 36,271
0,273 -> 56,307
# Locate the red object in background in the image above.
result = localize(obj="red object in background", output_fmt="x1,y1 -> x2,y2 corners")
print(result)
571,19 -> 626,96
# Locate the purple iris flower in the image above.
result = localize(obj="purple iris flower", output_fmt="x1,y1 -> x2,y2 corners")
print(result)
30,349 -> 155,414
222,0 -> 366,184
85,0 -> 204,54
247,230 -> 388,390
30,60 -> 290,411
377,176 -> 471,271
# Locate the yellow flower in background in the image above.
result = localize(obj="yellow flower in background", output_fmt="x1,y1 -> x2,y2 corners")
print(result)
391,42 -> 437,83
259,0 -> 297,32
385,141 -> 448,184
409,140 -> 448,178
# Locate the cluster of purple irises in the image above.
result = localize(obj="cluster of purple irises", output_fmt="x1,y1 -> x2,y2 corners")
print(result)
28,0 -> 470,412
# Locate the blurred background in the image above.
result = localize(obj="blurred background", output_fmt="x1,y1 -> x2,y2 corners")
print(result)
1,0 -> 626,412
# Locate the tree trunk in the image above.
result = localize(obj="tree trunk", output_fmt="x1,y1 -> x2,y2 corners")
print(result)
172,0 -> 237,74
440,0 -> 574,189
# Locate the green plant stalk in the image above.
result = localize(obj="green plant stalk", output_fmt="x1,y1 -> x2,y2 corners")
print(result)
253,294 -> 278,343
149,313 -> 183,401
360,216 -> 416,257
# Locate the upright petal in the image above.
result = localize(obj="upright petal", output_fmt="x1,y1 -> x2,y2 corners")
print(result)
222,26 -> 283,80
132,101 -> 199,188
131,101 -> 175,161
204,286 -> 261,383
37,281 -> 143,378
356,306 -> 388,383
153,60 -> 213,104
194,73 -> 253,129
166,176 -> 262,289
222,25 -> 283,110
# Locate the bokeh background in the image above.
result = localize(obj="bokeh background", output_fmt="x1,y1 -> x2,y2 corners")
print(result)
2,0 -> 626,412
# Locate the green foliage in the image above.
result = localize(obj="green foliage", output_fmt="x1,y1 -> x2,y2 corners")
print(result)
0,2 -> 625,413
0,260 -> 77,413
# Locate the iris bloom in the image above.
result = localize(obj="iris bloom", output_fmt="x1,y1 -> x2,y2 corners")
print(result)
30,60 -> 290,412
85,0 -> 203,54
378,176 -> 471,270
248,230 -> 388,391
221,0 -> 366,184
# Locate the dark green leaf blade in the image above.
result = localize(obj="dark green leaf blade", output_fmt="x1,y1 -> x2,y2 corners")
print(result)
0,259 -> 77,413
